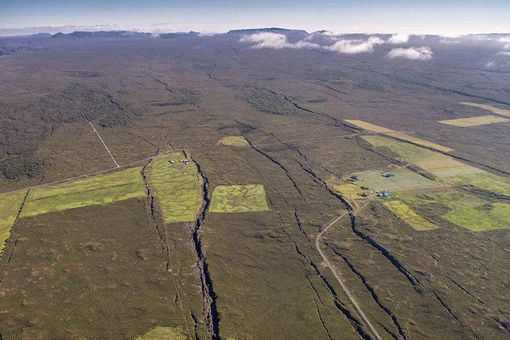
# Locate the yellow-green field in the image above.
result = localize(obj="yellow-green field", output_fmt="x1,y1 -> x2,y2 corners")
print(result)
0,190 -> 27,255
383,200 -> 437,231
345,119 -> 394,133
460,102 -> 510,118
439,115 -> 509,127
346,119 -> 453,152
209,184 -> 269,213
217,135 -> 249,147
327,176 -> 369,200
136,326 -> 187,340
362,135 -> 479,177
351,168 -> 441,193
361,135 -> 510,197
149,152 -> 202,224
402,192 -> 510,232
444,171 -> 510,197
21,167 -> 145,217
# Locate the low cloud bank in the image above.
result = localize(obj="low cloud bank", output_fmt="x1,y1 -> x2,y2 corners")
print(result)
387,34 -> 410,44
239,32 -> 319,49
325,37 -> 384,54
387,47 -> 433,60
239,32 -> 433,61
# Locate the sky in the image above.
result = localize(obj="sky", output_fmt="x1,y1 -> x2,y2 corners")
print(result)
1,0 -> 510,36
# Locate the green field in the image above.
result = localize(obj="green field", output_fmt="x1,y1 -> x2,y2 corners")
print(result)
383,200 -> 437,231
136,327 -> 187,340
351,168 -> 440,193
0,190 -> 27,255
362,135 -> 479,178
444,171 -> 510,197
210,184 -> 269,213
402,192 -> 510,232
149,152 -> 202,223
217,135 -> 249,147
21,167 -> 145,217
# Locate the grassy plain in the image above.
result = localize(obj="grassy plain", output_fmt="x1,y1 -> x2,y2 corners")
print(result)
210,184 -> 269,213
461,102 -> 510,117
21,167 -> 145,217
439,115 -> 509,127
402,192 -> 510,231
346,119 -> 453,152
0,199 -> 201,339
383,200 -> 437,230
149,152 -> 202,223
136,327 -> 187,340
217,136 -> 249,147
0,190 -> 27,255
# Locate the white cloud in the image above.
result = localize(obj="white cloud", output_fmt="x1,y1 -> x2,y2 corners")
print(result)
498,37 -> 510,43
387,34 -> 410,44
387,46 -> 433,60
438,37 -> 460,44
499,51 -> 510,56
485,61 -> 496,69
239,32 -> 319,49
326,36 -> 384,54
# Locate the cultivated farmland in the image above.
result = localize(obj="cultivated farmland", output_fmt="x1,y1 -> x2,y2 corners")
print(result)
148,152 -> 202,224
383,200 -> 437,231
0,190 -> 27,255
402,192 -> 510,231
346,119 -> 454,152
461,102 -> 510,117
209,184 -> 269,213
217,136 -> 249,147
21,167 -> 145,217
439,115 -> 509,127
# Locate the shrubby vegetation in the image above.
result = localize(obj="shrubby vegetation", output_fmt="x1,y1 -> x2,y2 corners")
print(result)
244,87 -> 299,115
0,84 -> 141,181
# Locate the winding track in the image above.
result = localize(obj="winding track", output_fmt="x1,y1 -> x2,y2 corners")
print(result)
315,197 -> 383,340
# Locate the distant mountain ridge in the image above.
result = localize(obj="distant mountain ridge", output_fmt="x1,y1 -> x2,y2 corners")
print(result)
227,27 -> 309,35
52,31 -> 152,38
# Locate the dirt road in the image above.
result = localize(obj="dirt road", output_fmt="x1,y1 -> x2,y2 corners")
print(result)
315,198 -> 383,340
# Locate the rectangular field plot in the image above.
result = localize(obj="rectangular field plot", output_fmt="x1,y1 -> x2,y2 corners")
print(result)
217,136 -> 249,147
0,190 -> 27,255
383,200 -> 437,230
351,168 -> 441,193
209,184 -> 269,213
439,115 -> 509,127
362,135 -> 480,177
402,192 -> 510,232
461,102 -> 510,118
346,119 -> 453,152
149,152 -> 202,224
21,167 -> 145,217
445,171 -> 510,197
345,119 -> 394,133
